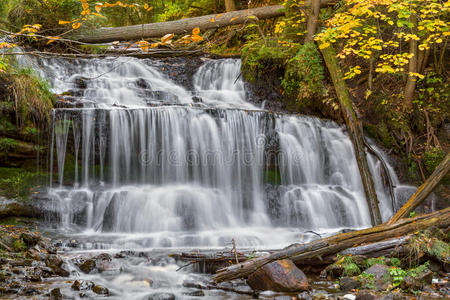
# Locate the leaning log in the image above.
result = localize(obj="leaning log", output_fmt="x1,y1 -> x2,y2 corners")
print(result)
212,207 -> 450,282
388,152 -> 450,224
320,45 -> 382,225
73,1 -> 335,43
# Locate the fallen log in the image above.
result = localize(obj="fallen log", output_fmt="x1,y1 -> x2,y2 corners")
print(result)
212,207 -> 450,282
320,45 -> 382,225
73,1 -> 335,43
388,152 -> 450,224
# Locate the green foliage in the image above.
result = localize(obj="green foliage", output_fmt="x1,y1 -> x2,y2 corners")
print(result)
357,272 -> 376,290
282,43 -> 325,106
241,39 -> 292,83
423,146 -> 445,174
0,138 -> 18,153
343,262 -> 361,276
12,238 -> 26,252
0,167 -> 47,200
389,257 -> 402,268
365,257 -> 386,268
409,211 -> 417,218
389,267 -> 407,287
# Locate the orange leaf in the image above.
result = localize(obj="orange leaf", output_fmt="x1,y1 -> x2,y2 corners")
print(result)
82,3 -> 89,10
192,27 -> 200,35
46,36 -> 60,44
95,4 -> 102,12
161,33 -> 174,43
150,42 -> 159,48
230,17 -> 238,22
191,35 -> 203,42
72,22 -> 82,29
59,20 -> 71,25
210,18 -> 215,22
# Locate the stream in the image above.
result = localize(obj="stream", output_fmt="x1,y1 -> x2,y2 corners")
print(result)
18,55 -> 418,299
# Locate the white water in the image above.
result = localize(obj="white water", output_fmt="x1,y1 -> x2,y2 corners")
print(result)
28,56 -> 415,250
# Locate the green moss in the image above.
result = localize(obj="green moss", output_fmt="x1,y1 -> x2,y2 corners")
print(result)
428,239 -> 450,263
389,257 -> 402,268
0,137 -> 18,153
0,167 -> 47,200
264,168 -> 281,185
282,43 -> 325,108
423,147 -> 446,176
12,238 -> 26,252
365,257 -> 386,268
343,262 -> 361,276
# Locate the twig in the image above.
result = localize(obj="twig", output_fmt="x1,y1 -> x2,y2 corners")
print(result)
0,240 -> 13,252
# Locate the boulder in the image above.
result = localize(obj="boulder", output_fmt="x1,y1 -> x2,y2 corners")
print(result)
246,259 -> 308,292
340,277 -> 361,291
183,290 -> 204,296
79,259 -> 96,274
364,264 -> 390,291
20,232 -> 40,247
71,279 -> 95,291
92,284 -> 109,295
49,288 -> 63,300
355,290 -> 378,300
400,267 -> 433,291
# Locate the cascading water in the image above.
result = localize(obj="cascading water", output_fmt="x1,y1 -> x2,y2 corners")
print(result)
26,56 -> 411,250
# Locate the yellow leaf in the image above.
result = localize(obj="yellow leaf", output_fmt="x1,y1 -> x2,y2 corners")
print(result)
216,14 -> 223,18
46,36 -> 60,44
191,34 -> 203,42
146,7 -> 153,12
95,4 -> 102,12
82,3 -> 89,10
72,22 -> 82,29
144,4 -> 149,9
150,42 -> 159,48
92,12 -> 104,17
161,33 -> 174,43
210,18 -> 215,22
230,17 -> 238,22
192,27 -> 200,35
59,20 -> 71,25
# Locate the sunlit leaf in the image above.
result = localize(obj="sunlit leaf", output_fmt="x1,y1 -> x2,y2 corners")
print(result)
72,22 -> 82,30
192,27 -> 200,35
161,33 -> 174,43
59,20 -> 71,25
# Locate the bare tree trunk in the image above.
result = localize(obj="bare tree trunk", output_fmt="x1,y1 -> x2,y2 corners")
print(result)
388,152 -> 450,225
224,0 -> 236,12
304,0 -> 321,43
213,208 -> 450,282
404,13 -> 418,110
320,46 -> 382,226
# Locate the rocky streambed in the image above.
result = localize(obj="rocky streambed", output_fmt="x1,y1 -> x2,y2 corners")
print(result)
0,217 -> 449,300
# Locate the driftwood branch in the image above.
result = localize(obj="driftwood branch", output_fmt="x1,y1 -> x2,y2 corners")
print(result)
213,207 -> 450,282
388,152 -> 450,224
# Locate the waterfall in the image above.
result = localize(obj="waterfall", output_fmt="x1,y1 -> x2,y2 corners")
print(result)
36,57 -> 409,248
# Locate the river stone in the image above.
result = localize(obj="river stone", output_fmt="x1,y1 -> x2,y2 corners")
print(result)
364,264 -> 390,290
72,279 -> 95,291
246,259 -> 308,292
49,288 -> 63,300
400,267 -> 433,291
355,290 -> 378,300
340,276 -> 361,291
79,259 -> 96,273
145,292 -> 176,300
183,290 -> 204,296
20,232 -> 40,247
45,254 -> 63,269
93,284 -> 109,295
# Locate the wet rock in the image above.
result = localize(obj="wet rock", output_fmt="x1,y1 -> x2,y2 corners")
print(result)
50,288 -> 63,300
53,262 -> 71,277
20,232 -> 40,247
9,258 -> 33,267
355,290 -> 378,300
72,279 -> 95,291
92,284 -> 109,295
146,292 -> 176,300
400,267 -> 433,291
183,290 -> 204,296
79,259 -> 96,273
26,247 -> 44,261
192,96 -> 203,103
340,294 -> 356,300
136,78 -> 151,89
27,267 -> 43,281
298,291 -> 312,300
340,277 -> 361,291
21,285 -> 40,295
246,259 -> 308,292
45,254 -> 63,269
183,281 -> 204,289
364,264 -> 390,291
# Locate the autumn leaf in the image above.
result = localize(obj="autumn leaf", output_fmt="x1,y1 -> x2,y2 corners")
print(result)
95,4 -> 102,13
161,33 -> 174,43
59,20 -> 71,25
46,36 -> 61,44
72,22 -> 82,30
191,35 -> 203,42
210,18 -> 215,22
230,17 -> 238,22
192,27 -> 200,35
